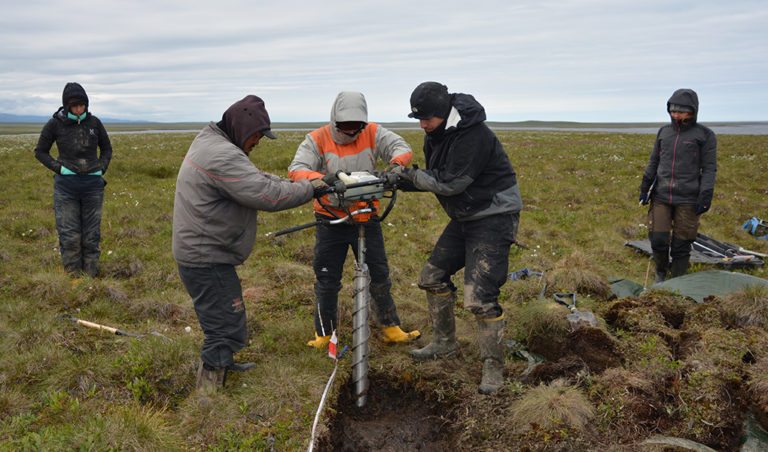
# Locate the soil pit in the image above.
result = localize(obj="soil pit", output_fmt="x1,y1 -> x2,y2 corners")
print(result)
317,374 -> 457,451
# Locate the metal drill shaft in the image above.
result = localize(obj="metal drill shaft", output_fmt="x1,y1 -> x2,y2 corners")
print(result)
351,224 -> 370,407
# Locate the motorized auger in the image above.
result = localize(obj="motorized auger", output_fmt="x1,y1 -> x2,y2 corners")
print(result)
275,171 -> 399,407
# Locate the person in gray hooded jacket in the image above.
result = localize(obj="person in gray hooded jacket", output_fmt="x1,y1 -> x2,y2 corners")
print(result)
173,95 -> 314,390
640,88 -> 717,282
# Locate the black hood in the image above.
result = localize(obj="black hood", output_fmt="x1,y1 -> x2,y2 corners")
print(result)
667,88 -> 699,126
449,93 -> 487,130
217,95 -> 273,150
62,82 -> 89,110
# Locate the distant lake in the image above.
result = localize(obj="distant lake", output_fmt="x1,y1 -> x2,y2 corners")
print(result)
488,124 -> 768,135
98,123 -> 768,136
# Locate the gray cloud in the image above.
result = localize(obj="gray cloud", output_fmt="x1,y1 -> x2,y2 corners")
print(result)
1,0 -> 766,122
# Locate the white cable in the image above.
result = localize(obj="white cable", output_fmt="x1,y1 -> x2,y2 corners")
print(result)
308,359 -> 338,452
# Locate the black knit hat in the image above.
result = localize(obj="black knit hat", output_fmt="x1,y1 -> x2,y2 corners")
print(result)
408,82 -> 451,119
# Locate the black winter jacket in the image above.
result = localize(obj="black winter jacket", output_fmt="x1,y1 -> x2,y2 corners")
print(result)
34,108 -> 113,175
640,89 -> 717,207
409,93 -> 522,221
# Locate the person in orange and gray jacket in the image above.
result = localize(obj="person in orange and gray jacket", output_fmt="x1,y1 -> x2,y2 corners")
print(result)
640,88 -> 717,282
288,91 -> 420,348
173,95 -> 314,390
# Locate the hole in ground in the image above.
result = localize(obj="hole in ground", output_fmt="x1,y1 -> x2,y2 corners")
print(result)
317,373 -> 458,451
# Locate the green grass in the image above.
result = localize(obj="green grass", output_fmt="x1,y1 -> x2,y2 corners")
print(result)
1,128 -> 766,450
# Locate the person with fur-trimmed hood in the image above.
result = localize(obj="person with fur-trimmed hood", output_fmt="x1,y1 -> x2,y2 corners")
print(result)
398,81 -> 523,394
288,91 -> 420,349
34,82 -> 112,278
640,88 -> 717,282
173,95 -> 314,391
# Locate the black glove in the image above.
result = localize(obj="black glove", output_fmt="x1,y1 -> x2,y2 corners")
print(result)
321,172 -> 338,184
639,192 -> 649,205
380,171 -> 399,186
394,166 -> 417,182
331,179 -> 346,194
313,185 -> 333,198
696,204 -> 709,215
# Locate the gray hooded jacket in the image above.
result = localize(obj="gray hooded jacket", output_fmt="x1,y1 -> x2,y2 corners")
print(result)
172,122 -> 313,267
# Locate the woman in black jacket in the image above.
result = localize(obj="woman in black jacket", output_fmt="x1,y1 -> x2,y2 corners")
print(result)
34,82 -> 112,277
640,88 -> 717,282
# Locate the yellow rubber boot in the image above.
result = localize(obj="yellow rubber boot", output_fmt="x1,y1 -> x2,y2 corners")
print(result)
307,333 -> 331,349
380,325 -> 421,343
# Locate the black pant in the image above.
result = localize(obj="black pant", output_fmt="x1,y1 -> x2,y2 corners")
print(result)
418,213 -> 519,319
312,215 -> 400,335
178,264 -> 247,368
53,174 -> 104,276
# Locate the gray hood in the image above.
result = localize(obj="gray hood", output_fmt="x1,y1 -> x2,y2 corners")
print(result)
329,91 -> 368,145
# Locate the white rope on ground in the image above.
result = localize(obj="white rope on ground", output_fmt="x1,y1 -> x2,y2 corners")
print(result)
308,359 -> 339,452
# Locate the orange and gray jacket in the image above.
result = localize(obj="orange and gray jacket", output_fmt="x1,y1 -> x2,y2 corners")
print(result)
288,91 -> 412,218
641,89 -> 717,207
172,122 -> 313,267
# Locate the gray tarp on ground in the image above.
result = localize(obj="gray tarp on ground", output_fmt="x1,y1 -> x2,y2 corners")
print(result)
610,270 -> 768,303
625,236 -> 764,269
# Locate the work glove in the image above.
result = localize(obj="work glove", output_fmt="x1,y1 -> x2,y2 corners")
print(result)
639,191 -> 649,205
696,204 -> 709,215
385,163 -> 402,172
392,166 -> 417,182
313,180 -> 346,198
331,179 -> 346,194
373,170 -> 399,186
321,172 -> 339,185
322,170 -> 353,185
310,178 -> 327,188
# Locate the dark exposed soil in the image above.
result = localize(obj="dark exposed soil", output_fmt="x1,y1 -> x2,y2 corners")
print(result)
317,374 -> 458,452
524,326 -> 623,384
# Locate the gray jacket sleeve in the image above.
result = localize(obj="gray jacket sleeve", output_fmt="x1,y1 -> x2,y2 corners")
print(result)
374,126 -> 412,166
215,152 -> 314,211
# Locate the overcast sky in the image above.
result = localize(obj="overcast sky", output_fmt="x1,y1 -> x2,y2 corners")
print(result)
1,0 -> 766,123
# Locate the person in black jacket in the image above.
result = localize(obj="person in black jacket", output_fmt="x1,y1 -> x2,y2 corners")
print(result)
34,82 -> 112,277
397,81 -> 523,394
640,88 -> 717,282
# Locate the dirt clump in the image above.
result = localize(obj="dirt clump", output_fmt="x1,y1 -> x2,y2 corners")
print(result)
318,374 -> 457,451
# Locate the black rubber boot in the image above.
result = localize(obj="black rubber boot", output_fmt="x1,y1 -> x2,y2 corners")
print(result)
227,362 -> 256,372
477,316 -> 505,394
670,237 -> 693,278
650,232 -> 670,283
653,251 -> 669,283
670,257 -> 690,278
410,291 -> 457,360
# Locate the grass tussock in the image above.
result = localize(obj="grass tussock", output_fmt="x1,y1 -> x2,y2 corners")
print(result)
511,379 -> 595,432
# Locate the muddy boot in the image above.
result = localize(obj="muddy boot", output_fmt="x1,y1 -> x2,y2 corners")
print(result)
652,251 -> 669,283
196,360 -> 227,392
477,315 -> 505,394
409,292 -> 457,360
83,259 -> 100,278
227,362 -> 256,372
